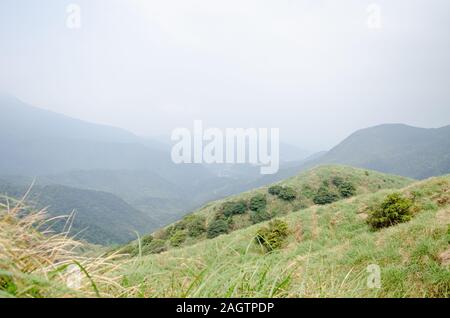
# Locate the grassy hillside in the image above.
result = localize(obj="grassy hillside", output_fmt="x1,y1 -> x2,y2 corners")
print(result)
1,168 -> 448,298
249,124 -> 450,188
118,174 -> 450,298
123,166 -> 413,255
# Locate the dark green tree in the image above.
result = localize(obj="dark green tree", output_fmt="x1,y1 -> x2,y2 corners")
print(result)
250,209 -> 272,224
221,200 -> 248,217
313,185 -> 339,205
268,185 -> 283,196
170,230 -> 187,247
207,219 -> 229,238
187,216 -> 206,237
278,187 -> 297,201
249,194 -> 267,212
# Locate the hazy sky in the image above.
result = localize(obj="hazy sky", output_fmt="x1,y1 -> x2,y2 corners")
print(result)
1,0 -> 449,150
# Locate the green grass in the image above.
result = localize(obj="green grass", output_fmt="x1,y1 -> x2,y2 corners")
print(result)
126,165 -> 413,254
2,165 -> 448,298
118,174 -> 449,298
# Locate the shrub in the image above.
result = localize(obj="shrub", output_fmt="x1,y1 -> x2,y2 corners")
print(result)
332,177 -> 356,198
249,194 -> 267,212
207,219 -> 229,238
170,230 -> 187,247
173,221 -> 187,232
332,176 -> 345,188
268,185 -> 283,196
120,243 -> 139,256
141,239 -> 167,255
221,200 -> 248,217
122,236 -> 156,256
250,209 -> 272,224
367,193 -> 413,229
278,187 -> 297,201
254,219 -> 289,252
338,181 -> 356,198
141,234 -> 154,246
313,185 -> 339,205
187,216 -> 206,237
159,225 -> 175,240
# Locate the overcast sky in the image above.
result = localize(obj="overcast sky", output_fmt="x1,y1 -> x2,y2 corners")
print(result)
1,0 -> 449,151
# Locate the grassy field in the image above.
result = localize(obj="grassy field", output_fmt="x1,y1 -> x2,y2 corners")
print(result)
1,166 -> 449,298
119,174 -> 449,297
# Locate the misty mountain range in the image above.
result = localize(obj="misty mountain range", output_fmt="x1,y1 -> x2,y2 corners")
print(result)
1,94 -> 449,244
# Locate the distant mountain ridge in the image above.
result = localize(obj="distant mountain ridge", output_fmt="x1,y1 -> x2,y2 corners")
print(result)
254,123 -> 450,185
0,94 -> 142,144
314,124 -> 450,179
0,95 -> 310,243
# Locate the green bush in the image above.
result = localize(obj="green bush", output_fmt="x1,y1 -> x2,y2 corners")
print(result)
221,200 -> 248,217
173,221 -> 187,232
313,185 -> 339,205
249,194 -> 267,212
278,187 -> 297,201
160,225 -> 175,240
269,185 -> 297,201
332,177 -> 356,198
141,239 -> 167,255
141,234 -> 154,246
120,243 -> 139,256
338,181 -> 356,198
255,219 -> 289,252
187,216 -> 206,237
268,185 -> 283,196
250,209 -> 272,224
207,219 -> 229,238
170,230 -> 187,247
367,193 -> 413,229
332,176 -> 345,187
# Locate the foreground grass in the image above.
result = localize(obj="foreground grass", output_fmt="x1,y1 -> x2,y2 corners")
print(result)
0,198 -> 132,298
119,176 -> 450,298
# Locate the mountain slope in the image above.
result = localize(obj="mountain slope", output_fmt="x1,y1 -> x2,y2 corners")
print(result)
0,182 -> 158,244
0,94 -> 213,179
123,165 -> 413,254
249,124 -> 450,186
119,173 -> 450,297
315,124 -> 450,179
31,170 -> 191,226
0,95 -> 264,231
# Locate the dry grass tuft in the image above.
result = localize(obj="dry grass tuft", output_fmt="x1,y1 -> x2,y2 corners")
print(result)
0,195 -> 133,298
